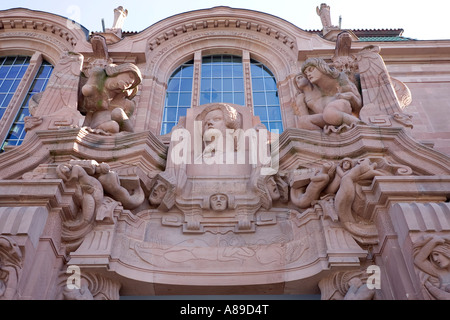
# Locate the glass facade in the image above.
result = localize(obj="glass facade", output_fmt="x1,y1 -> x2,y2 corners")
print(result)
0,58 -> 53,150
161,54 -> 283,135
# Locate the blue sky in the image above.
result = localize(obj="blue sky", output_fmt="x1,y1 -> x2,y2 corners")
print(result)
0,0 -> 449,40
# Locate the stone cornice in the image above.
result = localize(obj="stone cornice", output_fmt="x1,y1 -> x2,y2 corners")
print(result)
278,125 -> 450,176
113,6 -> 309,54
0,8 -> 89,49
0,128 -> 168,180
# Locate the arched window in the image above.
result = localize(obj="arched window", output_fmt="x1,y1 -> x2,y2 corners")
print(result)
161,54 -> 283,135
0,57 -> 53,151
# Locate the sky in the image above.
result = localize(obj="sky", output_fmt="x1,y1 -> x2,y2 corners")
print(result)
0,0 -> 449,40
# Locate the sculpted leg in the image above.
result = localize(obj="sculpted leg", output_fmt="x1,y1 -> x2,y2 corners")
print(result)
323,100 -> 359,126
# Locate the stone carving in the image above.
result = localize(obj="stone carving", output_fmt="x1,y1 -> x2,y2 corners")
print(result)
289,157 -> 412,244
413,235 -> 450,300
96,162 -> 145,210
316,3 -> 339,35
251,171 -> 289,210
80,62 -> 142,135
148,171 -> 176,212
319,269 -> 376,300
197,103 -> 243,159
56,161 -> 106,226
210,193 -> 228,211
0,236 -> 22,300
290,162 -> 335,209
155,102 -> 281,233
294,39 -> 413,131
111,6 -> 128,30
293,57 -> 362,131
56,160 -> 144,252
334,158 -> 385,224
356,45 -> 412,125
58,268 -> 121,300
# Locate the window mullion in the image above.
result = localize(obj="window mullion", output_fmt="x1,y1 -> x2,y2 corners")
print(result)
242,50 -> 253,112
192,51 -> 202,107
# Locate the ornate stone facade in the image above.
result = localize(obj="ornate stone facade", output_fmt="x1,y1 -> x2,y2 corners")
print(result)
0,5 -> 450,300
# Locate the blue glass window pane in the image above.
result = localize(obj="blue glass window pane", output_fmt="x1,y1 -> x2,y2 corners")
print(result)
179,78 -> 193,91
163,108 -> 178,121
200,92 -> 211,105
222,65 -> 232,77
0,68 -> 8,78
264,77 -> 277,90
11,80 -> 21,91
212,91 -> 222,102
266,92 -> 279,105
161,123 -> 175,135
166,92 -> 179,106
30,79 -> 47,92
6,66 -> 20,78
252,78 -> 264,90
181,65 -> 194,77
234,92 -> 245,105
178,92 -> 191,106
254,106 -> 268,121
233,65 -> 243,77
251,64 -> 263,76
223,78 -> 233,91
211,65 -> 221,77
212,78 -> 221,90
223,92 -> 233,103
233,78 -> 243,90
178,107 -> 188,118
3,94 -> 13,107
18,66 -> 27,77
167,78 -> 180,91
201,65 -> 211,77
253,92 -> 266,105
0,80 -> 13,92
267,106 -> 282,120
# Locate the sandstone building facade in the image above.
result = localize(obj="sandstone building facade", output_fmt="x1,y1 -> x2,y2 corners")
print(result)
0,4 -> 449,300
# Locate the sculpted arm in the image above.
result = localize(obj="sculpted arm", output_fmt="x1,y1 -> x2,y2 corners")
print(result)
293,75 -> 312,116
337,82 -> 362,112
